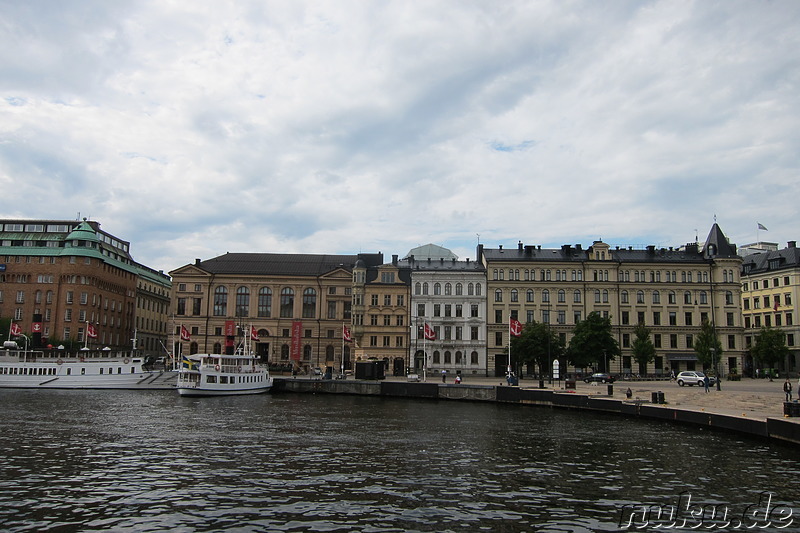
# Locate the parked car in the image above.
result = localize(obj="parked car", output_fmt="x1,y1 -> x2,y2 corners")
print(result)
676,371 -> 716,387
584,373 -> 615,384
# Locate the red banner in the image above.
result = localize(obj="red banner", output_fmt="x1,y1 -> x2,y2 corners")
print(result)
225,320 -> 236,337
291,321 -> 303,360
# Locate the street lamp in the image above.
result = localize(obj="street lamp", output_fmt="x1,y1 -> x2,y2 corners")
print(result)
710,347 -> 721,391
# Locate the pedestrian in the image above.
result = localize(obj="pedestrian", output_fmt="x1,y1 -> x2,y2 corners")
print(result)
703,374 -> 710,393
784,378 -> 793,402
441,369 -> 447,383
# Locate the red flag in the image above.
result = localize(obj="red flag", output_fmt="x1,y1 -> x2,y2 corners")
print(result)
510,318 -> 522,337
10,322 -> 21,336
424,323 -> 436,340
342,325 -> 352,342
251,326 -> 259,341
87,323 -> 98,339
180,325 -> 191,341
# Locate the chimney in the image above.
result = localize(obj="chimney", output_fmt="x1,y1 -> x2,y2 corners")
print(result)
392,254 -> 398,265
518,241 -> 523,251
195,258 -> 201,265
499,245 -> 503,251
575,244 -> 582,252
789,241 -> 797,248
647,245 -> 655,254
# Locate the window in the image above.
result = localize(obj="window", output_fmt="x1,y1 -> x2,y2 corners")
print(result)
236,287 -> 250,317
213,287 -> 227,316
280,288 -> 294,318
685,312 -> 692,326
384,294 -> 392,306
558,290 -> 565,303
527,289 -> 534,303
495,289 -> 503,302
684,291 -> 692,305
511,289 -> 518,302
668,291 -> 676,304
258,288 -> 272,317
637,291 -> 644,304
574,290 -> 581,303
542,290 -> 550,303
621,291 -> 629,304
653,291 -> 660,304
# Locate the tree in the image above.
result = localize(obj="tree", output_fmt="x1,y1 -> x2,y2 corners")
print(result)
694,320 -> 723,370
510,321 -> 564,376
750,327 -> 789,370
567,312 -> 619,371
631,322 -> 656,375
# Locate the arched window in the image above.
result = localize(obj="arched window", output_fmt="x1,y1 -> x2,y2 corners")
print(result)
303,344 -> 312,361
668,291 -> 676,304
444,283 -> 452,295
303,288 -> 316,318
637,290 -> 645,304
526,289 -> 534,303
621,291 -> 629,304
422,283 -> 429,295
595,290 -> 601,303
574,290 -> 581,303
511,289 -> 518,302
236,286 -> 250,317
280,288 -> 294,318
495,289 -> 503,302
434,283 -> 441,295
326,345 -> 335,361
455,283 -> 463,295
467,283 -> 474,295
558,290 -> 565,303
258,287 -> 272,317
542,289 -> 550,303
699,291 -> 708,305
415,282 -> 421,295
603,289 -> 609,303
475,283 -> 482,296
281,344 -> 290,360
725,291 -> 734,305
684,291 -> 692,305
213,286 -> 227,316
652,291 -> 660,304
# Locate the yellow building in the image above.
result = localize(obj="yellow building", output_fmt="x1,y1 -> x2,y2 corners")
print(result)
740,240 -> 799,375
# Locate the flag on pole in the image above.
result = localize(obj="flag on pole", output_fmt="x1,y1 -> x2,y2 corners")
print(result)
424,323 -> 436,340
510,318 -> 523,337
87,323 -> 98,339
180,325 -> 191,341
342,324 -> 352,342
10,322 -> 21,336
757,222 -> 768,231
250,326 -> 259,341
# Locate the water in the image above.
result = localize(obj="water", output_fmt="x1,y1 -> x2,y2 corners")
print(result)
0,389 -> 797,532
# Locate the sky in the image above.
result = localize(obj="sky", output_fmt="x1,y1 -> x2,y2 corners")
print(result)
1,0 -> 798,274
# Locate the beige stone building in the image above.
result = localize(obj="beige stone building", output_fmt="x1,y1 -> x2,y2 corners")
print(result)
479,224 -> 744,377
169,252 -> 382,372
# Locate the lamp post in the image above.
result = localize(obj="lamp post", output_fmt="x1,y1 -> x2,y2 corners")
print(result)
710,347 -> 720,391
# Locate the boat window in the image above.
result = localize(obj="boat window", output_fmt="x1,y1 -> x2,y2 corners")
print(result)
220,376 -> 228,384
67,368 -> 71,375
100,368 -> 104,374
206,375 -> 217,383
118,368 -> 122,374
81,368 -> 85,375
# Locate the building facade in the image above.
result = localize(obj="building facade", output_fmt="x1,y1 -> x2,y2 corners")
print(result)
403,244 -> 488,379
0,218 -> 170,352
351,254 -> 411,375
479,224 -> 744,377
740,240 -> 799,375
169,252 -> 383,371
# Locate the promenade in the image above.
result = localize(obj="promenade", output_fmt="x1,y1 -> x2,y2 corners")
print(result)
380,373 -> 798,422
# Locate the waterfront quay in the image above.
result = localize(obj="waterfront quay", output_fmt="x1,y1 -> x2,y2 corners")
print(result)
273,374 -> 800,446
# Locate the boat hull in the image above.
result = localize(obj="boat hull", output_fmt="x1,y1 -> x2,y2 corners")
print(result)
177,382 -> 272,396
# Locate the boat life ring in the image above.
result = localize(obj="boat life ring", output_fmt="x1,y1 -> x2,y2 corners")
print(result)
123,358 -> 129,364
215,364 -> 221,371
56,359 -> 63,365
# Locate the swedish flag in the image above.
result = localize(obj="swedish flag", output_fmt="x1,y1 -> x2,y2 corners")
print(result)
181,357 -> 197,370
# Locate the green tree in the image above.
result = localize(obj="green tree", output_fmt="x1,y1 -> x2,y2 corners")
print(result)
567,312 -> 619,371
750,327 -> 789,370
510,321 -> 564,376
694,320 -> 723,371
631,322 -> 656,375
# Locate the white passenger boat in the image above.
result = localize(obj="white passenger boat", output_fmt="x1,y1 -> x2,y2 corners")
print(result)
0,346 -> 175,389
176,352 -> 272,396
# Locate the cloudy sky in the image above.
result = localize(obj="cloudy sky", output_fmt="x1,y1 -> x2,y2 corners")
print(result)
1,1 -> 798,273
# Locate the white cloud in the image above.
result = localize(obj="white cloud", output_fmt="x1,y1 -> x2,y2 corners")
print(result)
1,0 -> 798,272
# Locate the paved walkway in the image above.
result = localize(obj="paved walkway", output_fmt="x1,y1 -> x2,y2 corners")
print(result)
377,374 -> 799,422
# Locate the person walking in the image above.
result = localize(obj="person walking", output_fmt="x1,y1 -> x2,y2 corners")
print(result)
784,378 -> 793,402
703,374 -> 710,393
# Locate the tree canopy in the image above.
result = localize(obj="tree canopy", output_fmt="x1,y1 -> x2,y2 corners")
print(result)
693,320 -> 723,370
631,322 -> 656,375
510,320 -> 564,375
750,327 -> 789,369
567,312 -> 619,371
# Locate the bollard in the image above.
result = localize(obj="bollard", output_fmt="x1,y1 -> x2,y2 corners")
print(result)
651,392 -> 659,404
657,391 -> 665,404
607,384 -> 613,396
539,379 -> 545,389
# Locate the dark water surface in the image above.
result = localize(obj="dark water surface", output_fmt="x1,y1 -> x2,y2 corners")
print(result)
0,389 -> 797,532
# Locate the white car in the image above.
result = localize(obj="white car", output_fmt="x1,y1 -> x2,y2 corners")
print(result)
676,371 -> 716,387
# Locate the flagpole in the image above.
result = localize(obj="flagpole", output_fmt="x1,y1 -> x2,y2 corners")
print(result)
341,322 -> 345,378
84,321 -> 89,350
507,317 -> 512,376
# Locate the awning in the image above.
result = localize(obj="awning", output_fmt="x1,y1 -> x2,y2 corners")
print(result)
666,353 -> 698,361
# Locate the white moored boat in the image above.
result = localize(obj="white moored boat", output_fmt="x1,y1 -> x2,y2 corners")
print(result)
176,352 -> 272,396
0,345 -> 175,389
